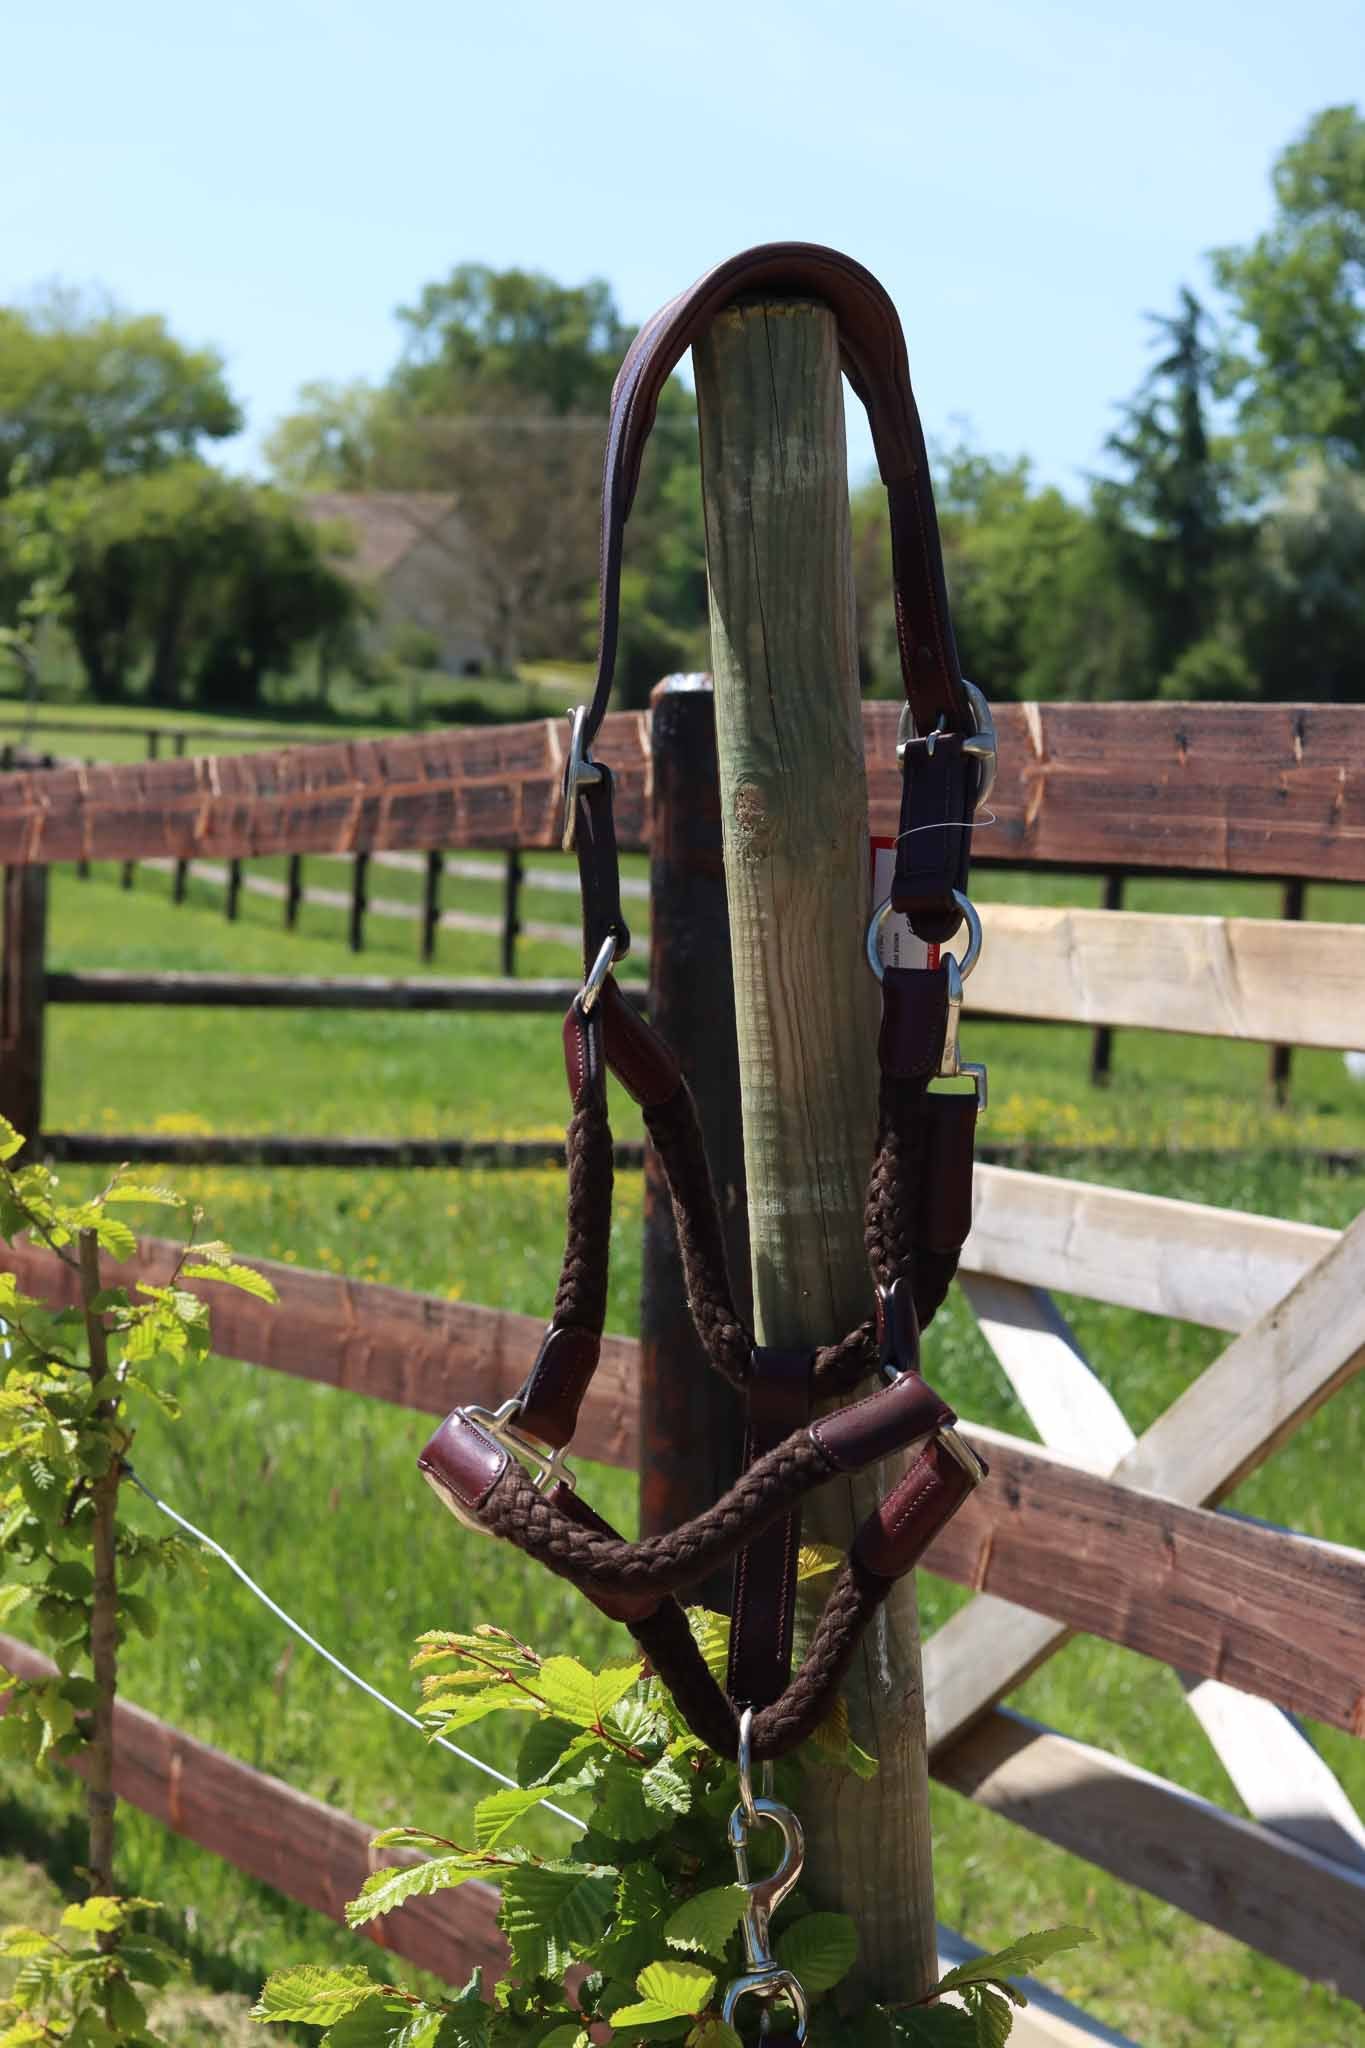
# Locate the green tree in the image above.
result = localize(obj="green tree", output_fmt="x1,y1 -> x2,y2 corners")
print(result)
0,467 -> 363,705
1245,457 -> 1365,701
1213,104 -> 1365,477
1095,288 -> 1244,685
392,263 -> 632,417
0,291 -> 240,494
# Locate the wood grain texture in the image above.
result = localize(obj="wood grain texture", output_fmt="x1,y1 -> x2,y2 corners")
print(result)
697,297 -> 935,2005
0,1233 -> 638,1469
2,700 -> 1363,876
962,1270 -> 1365,1873
925,1425 -> 1365,1734
965,1164 -> 1336,1334
0,1634 -> 506,1986
933,1708 -> 1365,2004
967,903 -> 1365,1048
924,1206 -> 1365,1754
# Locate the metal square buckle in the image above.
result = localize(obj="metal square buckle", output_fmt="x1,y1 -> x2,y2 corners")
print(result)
460,1397 -> 578,1496
937,1425 -> 988,1488
561,705 -> 603,852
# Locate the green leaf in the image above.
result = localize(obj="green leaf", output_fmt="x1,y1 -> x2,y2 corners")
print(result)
664,1886 -> 745,1957
967,1987 -> 1013,2048
325,1998 -> 446,2048
0,1586 -> 34,1626
498,1861 -> 616,1979
775,1912 -> 858,1996
593,1760 -> 668,1843
46,1560 -> 94,1600
686,2024 -> 743,2048
118,1590 -> 159,1639
0,1117 -> 24,1162
532,2031 -> 586,2048
346,1856 -> 491,1927
610,1960 -> 716,2027
181,1260 -> 278,1302
640,1755 -> 691,1819
892,2007 -> 978,2045
106,1976 -> 146,2035
796,1542 -> 842,1582
104,1184 -> 184,1206
252,1964 -> 381,2024
60,1896 -> 125,1934
0,1927 -> 55,1958
536,1656 -> 643,1728
596,1861 -> 671,1982
473,1769 -> 594,1848
93,1216 -> 137,1260
932,1928 -> 1093,1997
515,1715 -> 592,1788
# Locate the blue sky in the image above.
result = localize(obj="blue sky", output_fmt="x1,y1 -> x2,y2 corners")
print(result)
3,1 -> 1359,494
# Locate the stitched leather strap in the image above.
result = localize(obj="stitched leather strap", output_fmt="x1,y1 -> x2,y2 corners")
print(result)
726,1348 -> 813,1711
576,242 -> 981,944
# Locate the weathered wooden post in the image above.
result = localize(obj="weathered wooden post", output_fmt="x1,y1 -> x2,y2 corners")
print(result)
226,858 -> 243,922
0,865 -> 47,1142
173,859 -> 189,905
1269,877 -> 1304,1104
638,676 -> 749,1607
1088,870 -> 1124,1087
350,852 -> 369,954
421,851 -> 443,964
501,851 -> 523,978
285,854 -> 304,930
695,298 -> 937,2004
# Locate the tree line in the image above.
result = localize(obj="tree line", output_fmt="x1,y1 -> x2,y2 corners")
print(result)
1,103 -> 1361,717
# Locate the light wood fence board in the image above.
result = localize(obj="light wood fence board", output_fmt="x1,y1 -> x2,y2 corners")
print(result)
968,904 -> 1365,1048
0,1634 -> 506,1986
923,1424 -> 1365,1735
962,1271 -> 1365,1872
964,1167 -> 1336,1334
925,1208 -> 1365,1754
933,1709 -> 1365,2004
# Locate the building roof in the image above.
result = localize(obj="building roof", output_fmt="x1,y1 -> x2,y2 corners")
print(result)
296,492 -> 459,581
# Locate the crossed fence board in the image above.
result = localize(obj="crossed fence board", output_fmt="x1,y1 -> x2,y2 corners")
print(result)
2,700 -> 1365,2040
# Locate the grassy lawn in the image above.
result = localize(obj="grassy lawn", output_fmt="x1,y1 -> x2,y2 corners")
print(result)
4,850 -> 1365,2045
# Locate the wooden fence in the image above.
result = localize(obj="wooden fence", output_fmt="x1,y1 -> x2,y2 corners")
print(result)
2,699 -> 1365,2043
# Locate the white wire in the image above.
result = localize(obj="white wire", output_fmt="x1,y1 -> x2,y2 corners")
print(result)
125,1467 -> 582,1831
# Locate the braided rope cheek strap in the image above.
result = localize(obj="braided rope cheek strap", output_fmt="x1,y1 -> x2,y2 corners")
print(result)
418,242 -> 994,1763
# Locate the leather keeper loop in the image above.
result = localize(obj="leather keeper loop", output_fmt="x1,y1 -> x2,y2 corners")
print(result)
919,1092 -> 977,1253
876,1275 -> 920,1376
890,729 -> 971,939
809,1367 -> 954,1474
418,1411 -> 509,1516
727,1348 -> 813,1712
853,1434 -> 984,1580
879,964 -> 951,1081
563,1002 -> 605,1108
516,1322 -> 601,1453
600,978 -> 683,1107
574,768 -> 630,971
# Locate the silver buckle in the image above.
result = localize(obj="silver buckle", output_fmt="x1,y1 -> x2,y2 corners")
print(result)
461,1397 -> 577,1496
937,1425 -> 989,1488
561,706 -> 603,852
896,679 -> 996,812
578,933 -> 617,1017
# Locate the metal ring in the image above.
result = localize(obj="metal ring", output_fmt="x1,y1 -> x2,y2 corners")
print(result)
722,1972 -> 809,2043
866,889 -> 981,985
736,1707 -> 758,1825
578,934 -> 617,1016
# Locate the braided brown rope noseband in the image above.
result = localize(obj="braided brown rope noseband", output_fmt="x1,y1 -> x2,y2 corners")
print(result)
418,243 -> 993,1763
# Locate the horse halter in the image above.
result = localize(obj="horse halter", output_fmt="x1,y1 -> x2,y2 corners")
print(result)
420,240 -> 991,1891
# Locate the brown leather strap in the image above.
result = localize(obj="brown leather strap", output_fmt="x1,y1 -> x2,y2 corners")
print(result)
577,242 -> 981,944
726,1348 -> 813,1711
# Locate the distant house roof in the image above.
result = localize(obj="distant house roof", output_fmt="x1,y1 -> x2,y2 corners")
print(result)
296,493 -> 459,581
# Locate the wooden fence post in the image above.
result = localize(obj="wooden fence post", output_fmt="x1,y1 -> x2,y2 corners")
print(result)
285,855 -> 303,930
1269,878 -> 1304,1104
421,851 -> 442,964
146,730 -> 160,761
0,866 -> 47,1142
120,861 -> 136,892
226,859 -> 243,922
639,677 -> 749,1606
350,852 -> 369,955
501,851 -> 523,978
695,298 -> 937,2004
1089,870 -> 1124,1087
173,732 -> 187,760
173,860 -> 189,905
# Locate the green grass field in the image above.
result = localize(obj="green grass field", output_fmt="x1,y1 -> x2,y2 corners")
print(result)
5,844 -> 1365,2046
